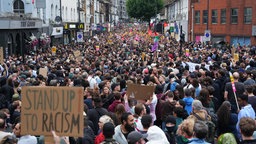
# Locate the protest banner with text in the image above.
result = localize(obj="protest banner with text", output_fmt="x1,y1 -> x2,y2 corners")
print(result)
21,87 -> 84,137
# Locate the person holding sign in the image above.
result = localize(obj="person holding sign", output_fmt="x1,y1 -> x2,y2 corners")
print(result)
13,122 -> 37,144
224,72 -> 245,113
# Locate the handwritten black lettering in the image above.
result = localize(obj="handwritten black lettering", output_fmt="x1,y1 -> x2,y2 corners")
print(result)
31,114 -> 38,131
42,113 -> 49,132
64,113 -> 70,133
24,113 -> 32,130
70,114 -> 80,133
24,89 -> 32,110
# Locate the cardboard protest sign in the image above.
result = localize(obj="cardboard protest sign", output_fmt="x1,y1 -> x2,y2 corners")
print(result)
141,52 -> 146,61
126,84 -> 155,100
77,56 -> 83,62
74,50 -> 81,57
51,46 -> 57,55
234,53 -> 239,62
185,49 -> 189,56
21,87 -> 84,137
95,45 -> 100,51
39,68 -> 48,78
0,47 -> 3,64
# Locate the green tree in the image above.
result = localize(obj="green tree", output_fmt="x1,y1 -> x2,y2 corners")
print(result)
126,0 -> 164,23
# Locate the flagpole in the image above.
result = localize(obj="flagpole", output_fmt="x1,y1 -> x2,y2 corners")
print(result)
229,72 -> 240,111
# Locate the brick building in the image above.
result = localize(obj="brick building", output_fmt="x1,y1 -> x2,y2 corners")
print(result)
188,0 -> 256,46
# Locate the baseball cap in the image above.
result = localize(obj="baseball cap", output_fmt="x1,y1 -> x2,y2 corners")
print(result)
127,131 -> 147,144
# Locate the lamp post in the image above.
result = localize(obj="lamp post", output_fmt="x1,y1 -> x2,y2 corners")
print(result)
206,0 -> 209,30
191,4 -> 194,41
37,31 -> 41,64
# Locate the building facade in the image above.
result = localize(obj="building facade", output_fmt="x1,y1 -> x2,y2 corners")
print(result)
117,0 -> 128,21
0,0 -> 42,58
188,0 -> 256,45
164,0 -> 189,41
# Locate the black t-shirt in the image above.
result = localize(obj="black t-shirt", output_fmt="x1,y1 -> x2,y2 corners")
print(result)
240,139 -> 256,144
248,96 -> 256,113
122,131 -> 129,139
225,82 -> 245,103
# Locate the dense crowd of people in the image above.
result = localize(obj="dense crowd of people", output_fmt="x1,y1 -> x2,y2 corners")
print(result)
0,23 -> 256,144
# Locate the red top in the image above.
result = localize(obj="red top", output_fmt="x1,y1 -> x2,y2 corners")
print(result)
95,132 -> 105,144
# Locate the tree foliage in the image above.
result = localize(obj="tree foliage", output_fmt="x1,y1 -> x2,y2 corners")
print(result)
126,0 -> 164,22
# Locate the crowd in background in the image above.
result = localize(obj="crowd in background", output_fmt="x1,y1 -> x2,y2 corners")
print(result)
0,23 -> 256,144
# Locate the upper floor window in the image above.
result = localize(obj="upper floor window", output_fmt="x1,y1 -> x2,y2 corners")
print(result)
203,10 -> 208,24
195,10 -> 200,24
231,8 -> 238,24
244,7 -> 252,24
13,0 -> 24,14
211,9 -> 218,24
51,4 -> 54,20
221,9 -> 226,24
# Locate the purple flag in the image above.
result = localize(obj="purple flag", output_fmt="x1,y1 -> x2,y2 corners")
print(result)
151,41 -> 158,52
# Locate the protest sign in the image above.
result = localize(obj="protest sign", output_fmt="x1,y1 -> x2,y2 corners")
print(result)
95,45 -> 100,51
21,87 -> 84,137
39,68 -> 48,78
126,84 -> 155,100
51,46 -> 56,55
234,53 -> 239,62
185,49 -> 189,56
0,47 -> 3,64
74,50 -> 81,57
141,52 -> 146,61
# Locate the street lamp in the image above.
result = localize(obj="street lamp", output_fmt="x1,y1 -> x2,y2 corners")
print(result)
206,0 -> 209,30
36,31 -> 41,63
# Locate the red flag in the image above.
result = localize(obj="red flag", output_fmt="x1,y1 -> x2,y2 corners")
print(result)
148,28 -> 152,36
163,22 -> 168,27
32,0 -> 35,4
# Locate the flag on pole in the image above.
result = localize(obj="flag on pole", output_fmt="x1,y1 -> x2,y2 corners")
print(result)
151,41 -> 158,52
229,72 -> 239,111
148,27 -> 152,36
229,72 -> 236,92
154,36 -> 159,42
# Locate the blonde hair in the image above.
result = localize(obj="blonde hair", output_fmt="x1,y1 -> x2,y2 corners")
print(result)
99,115 -> 114,125
179,118 -> 195,137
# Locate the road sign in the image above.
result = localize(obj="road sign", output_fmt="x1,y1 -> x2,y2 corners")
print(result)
204,30 -> 211,41
77,32 -> 83,42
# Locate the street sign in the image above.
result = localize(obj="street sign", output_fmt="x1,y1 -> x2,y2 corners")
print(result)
204,30 -> 211,41
77,32 -> 83,42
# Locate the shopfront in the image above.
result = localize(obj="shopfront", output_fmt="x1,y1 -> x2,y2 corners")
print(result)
63,23 -> 84,44
0,18 -> 42,58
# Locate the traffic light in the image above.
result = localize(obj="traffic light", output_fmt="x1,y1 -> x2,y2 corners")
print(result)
180,33 -> 185,43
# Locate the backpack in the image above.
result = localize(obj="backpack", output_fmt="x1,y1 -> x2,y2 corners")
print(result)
193,113 -> 216,143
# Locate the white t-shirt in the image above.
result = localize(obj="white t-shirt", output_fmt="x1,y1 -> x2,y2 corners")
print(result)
18,135 -> 37,144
